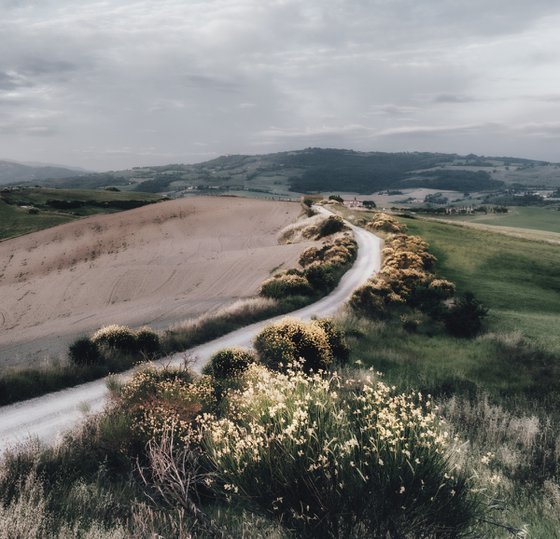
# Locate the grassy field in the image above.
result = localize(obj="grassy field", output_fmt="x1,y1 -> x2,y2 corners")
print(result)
401,216 -> 560,352
441,206 -> 560,234
0,187 -> 162,240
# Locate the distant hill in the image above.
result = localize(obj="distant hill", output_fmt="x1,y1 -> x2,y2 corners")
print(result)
0,160 -> 86,185
20,148 -> 560,195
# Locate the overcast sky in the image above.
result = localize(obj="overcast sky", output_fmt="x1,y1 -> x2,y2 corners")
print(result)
1,0 -> 560,170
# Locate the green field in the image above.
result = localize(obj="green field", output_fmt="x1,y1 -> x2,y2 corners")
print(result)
401,216 -> 560,352
0,187 -> 163,240
442,206 -> 560,234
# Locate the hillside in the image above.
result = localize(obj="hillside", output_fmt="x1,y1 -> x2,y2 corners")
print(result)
0,197 -> 311,370
27,148 -> 560,197
0,160 -> 85,185
0,187 -> 163,240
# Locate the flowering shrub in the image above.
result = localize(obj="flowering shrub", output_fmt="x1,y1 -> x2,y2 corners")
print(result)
118,366 -> 214,444
92,324 -> 137,351
429,278 -> 456,299
254,318 -> 334,372
260,273 -> 314,299
263,233 -> 357,300
200,365 -> 478,537
314,318 -> 350,365
351,225 -> 458,322
366,213 -> 407,234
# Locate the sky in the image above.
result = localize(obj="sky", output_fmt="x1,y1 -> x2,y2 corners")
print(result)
1,0 -> 560,171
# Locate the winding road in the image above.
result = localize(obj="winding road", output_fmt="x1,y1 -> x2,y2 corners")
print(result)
0,213 -> 382,454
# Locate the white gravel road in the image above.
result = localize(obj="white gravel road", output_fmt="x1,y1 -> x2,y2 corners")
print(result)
0,215 -> 381,455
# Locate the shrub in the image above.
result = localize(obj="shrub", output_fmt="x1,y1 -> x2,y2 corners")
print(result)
136,327 -> 161,356
366,213 -> 406,234
204,348 -> 257,380
92,325 -> 137,352
302,197 -> 314,207
118,365 -> 213,444
304,263 -> 337,292
68,337 -> 103,366
362,200 -> 376,209
318,215 -> 345,237
201,366 -> 479,538
445,292 -> 488,338
313,318 -> 350,365
299,246 -> 321,267
260,274 -> 314,299
254,318 -> 333,372
328,194 -> 343,203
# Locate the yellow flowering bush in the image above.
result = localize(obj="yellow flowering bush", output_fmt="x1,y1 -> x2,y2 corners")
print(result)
200,365 -> 478,537
260,273 -> 314,299
254,318 -> 334,372
428,278 -> 457,299
351,223 -> 457,320
366,213 -> 407,234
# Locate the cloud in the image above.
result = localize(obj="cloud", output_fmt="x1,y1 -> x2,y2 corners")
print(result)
0,0 -> 559,168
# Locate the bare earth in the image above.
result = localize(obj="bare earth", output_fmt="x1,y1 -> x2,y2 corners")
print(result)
0,196 -> 309,371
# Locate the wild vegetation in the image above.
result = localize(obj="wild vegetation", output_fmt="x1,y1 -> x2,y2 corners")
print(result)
1,203 -> 559,536
0,317 -> 486,538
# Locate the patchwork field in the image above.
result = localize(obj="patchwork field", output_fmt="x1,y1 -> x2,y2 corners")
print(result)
0,196 -> 309,371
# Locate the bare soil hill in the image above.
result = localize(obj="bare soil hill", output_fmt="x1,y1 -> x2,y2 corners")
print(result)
0,196 -> 310,371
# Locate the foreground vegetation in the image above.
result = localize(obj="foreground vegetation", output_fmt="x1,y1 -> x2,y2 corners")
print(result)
0,318 -> 485,538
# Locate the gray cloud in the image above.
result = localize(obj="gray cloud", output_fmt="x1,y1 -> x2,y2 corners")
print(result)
0,0 -> 559,169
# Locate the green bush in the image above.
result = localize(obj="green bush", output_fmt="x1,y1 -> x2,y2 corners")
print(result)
254,318 -> 334,372
318,215 -> 345,238
328,194 -> 343,203
314,318 -> 350,365
204,348 -> 257,379
135,327 -> 161,356
68,337 -> 103,366
445,292 -> 488,338
304,263 -> 337,292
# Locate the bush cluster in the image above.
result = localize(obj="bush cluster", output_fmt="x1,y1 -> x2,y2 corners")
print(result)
261,233 -> 357,301
91,324 -> 161,355
317,215 -> 345,237
351,216 -> 487,337
350,231 -> 446,318
68,325 -> 161,367
366,212 -> 407,234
